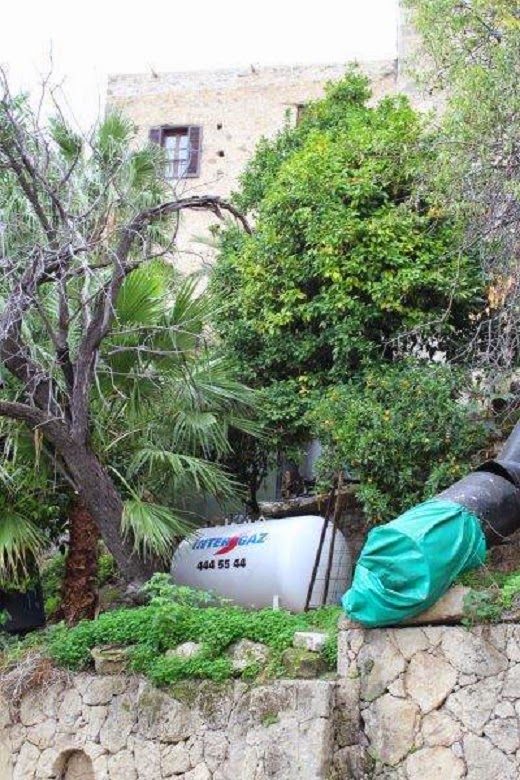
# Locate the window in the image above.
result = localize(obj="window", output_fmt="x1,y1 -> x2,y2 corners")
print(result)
149,125 -> 202,179
296,104 -> 307,124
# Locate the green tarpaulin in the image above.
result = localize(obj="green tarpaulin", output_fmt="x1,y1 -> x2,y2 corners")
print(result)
342,498 -> 487,627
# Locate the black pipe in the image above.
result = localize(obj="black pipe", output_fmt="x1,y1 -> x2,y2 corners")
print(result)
437,420 -> 520,546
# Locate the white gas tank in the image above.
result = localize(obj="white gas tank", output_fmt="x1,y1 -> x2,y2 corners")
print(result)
171,515 -> 352,612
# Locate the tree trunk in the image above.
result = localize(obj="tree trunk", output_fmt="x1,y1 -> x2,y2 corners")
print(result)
59,499 -> 100,625
60,443 -> 154,585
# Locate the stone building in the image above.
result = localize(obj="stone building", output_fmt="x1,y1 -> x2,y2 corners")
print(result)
106,5 -> 419,275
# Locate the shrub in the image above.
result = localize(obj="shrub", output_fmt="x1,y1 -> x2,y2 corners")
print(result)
310,361 -> 491,522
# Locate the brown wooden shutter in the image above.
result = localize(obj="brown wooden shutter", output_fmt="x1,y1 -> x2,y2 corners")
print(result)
187,126 -> 202,176
149,127 -> 163,145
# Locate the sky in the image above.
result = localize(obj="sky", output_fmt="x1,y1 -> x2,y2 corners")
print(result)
1,0 -> 399,129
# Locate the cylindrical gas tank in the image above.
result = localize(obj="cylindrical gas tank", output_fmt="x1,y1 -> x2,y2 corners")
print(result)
171,515 -> 352,612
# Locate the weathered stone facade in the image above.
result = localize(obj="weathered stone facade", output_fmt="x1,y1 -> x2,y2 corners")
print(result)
0,676 -> 335,780
337,621 -> 520,779
3,618 -> 520,778
106,61 -> 399,275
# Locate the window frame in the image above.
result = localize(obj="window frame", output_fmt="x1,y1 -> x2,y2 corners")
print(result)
149,125 -> 203,179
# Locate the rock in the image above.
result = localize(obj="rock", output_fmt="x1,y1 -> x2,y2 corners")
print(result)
333,745 -> 372,779
130,737 -> 162,779
404,651 -> 457,713
334,679 -> 361,747
496,701 -> 516,719
403,587 -> 471,625
503,663 -> 520,698
459,674 -> 478,687
363,694 -> 420,766
0,696 -> 11,729
296,680 -> 333,720
248,681 -> 296,725
81,704 -> 108,742
0,731 -> 12,780
281,648 -> 326,679
506,627 -> 520,662
392,627 -> 430,660
357,630 -> 406,701
442,627 -> 508,678
99,693 -> 136,753
36,747 -> 60,779
293,631 -> 328,653
464,734 -> 517,780
57,689 -> 82,731
404,746 -> 464,780
203,731 -> 229,772
13,742 -> 39,780
162,742 -> 191,775
137,683 -> 199,742
388,677 -> 406,698
446,676 -> 503,734
166,641 -> 203,659
227,639 -> 269,673
81,676 -> 127,706
185,763 -> 212,780
93,754 -> 110,780
421,711 -> 461,747
107,749 -> 137,780
90,645 -> 130,675
26,718 -> 56,750
484,718 -> 520,754
19,682 -> 63,726
337,626 -> 365,677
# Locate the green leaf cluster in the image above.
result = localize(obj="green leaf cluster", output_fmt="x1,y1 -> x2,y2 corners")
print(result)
43,578 -> 340,685
211,70 -> 483,447
310,361 -> 490,522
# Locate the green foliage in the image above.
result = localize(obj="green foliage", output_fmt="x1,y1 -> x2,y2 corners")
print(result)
212,69 -> 483,448
0,96 -> 260,587
310,362 -> 490,521
405,0 -> 520,380
462,590 -> 502,628
500,573 -> 520,610
460,567 -> 520,626
41,548 -> 117,618
44,579 -> 341,685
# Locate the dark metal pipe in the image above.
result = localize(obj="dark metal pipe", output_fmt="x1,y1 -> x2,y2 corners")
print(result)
438,420 -> 520,546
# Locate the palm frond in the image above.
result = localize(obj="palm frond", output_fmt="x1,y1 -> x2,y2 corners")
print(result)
128,447 -> 238,497
114,261 -> 175,326
0,514 -> 46,585
121,499 -> 193,560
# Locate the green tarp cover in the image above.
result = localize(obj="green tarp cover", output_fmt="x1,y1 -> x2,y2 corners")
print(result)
342,498 -> 486,627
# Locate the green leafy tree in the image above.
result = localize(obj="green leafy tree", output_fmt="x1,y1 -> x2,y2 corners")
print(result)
310,362 -> 491,522
404,0 -> 520,381
211,70 -> 483,447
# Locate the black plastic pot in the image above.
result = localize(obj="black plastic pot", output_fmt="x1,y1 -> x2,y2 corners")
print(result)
0,581 -> 46,635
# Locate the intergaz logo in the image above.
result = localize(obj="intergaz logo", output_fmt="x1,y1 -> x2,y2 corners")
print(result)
191,532 -> 269,555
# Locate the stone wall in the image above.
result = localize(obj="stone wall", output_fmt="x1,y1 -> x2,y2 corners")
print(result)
3,618 -> 520,778
0,676 -> 335,780
336,621 -> 520,779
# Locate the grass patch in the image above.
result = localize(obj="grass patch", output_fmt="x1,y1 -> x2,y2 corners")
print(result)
1,575 -> 341,688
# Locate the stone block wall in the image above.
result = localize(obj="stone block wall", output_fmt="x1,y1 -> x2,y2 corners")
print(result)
3,620 -> 520,778
0,676 -> 335,779
336,622 -> 520,779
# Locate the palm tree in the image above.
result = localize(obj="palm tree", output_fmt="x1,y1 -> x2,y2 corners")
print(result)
0,96 -> 256,622
0,262 -> 258,623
